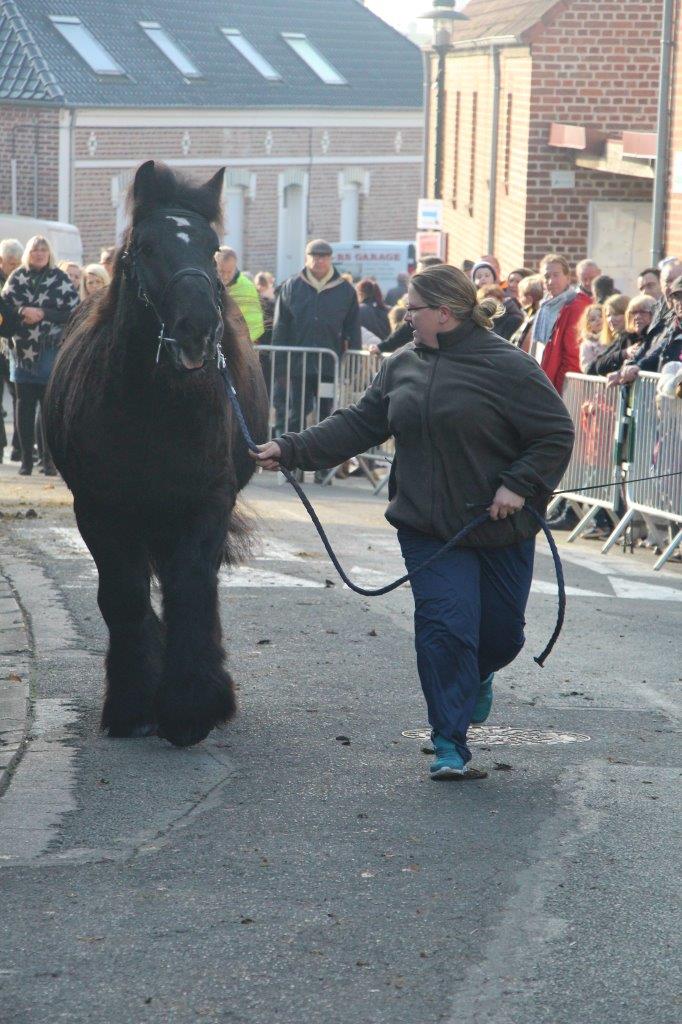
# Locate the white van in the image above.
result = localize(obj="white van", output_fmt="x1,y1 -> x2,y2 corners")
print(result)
330,241 -> 416,294
0,215 -> 83,265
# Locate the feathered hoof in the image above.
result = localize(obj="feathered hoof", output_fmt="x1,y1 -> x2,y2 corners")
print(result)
101,696 -> 158,739
155,672 -> 237,749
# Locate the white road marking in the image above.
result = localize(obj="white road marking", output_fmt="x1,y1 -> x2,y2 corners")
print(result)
254,538 -> 320,563
609,577 -> 682,602
220,567 -> 323,588
531,580 -> 604,598
13,526 -> 682,600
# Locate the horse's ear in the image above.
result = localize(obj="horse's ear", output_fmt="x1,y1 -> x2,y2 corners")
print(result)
203,168 -> 226,207
133,160 -> 158,206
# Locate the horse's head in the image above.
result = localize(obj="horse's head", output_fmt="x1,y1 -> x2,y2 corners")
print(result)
123,161 -> 226,372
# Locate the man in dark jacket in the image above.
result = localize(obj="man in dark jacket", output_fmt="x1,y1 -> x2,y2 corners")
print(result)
272,239 -> 361,433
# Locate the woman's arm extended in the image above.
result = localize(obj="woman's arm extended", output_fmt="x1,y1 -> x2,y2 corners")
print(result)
251,362 -> 390,472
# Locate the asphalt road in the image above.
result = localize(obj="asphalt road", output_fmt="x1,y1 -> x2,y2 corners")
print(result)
0,470 -> 680,1024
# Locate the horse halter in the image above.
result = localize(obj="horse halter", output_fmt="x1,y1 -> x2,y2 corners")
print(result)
121,206 -> 225,369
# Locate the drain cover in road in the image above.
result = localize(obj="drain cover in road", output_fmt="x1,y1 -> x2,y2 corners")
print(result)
402,726 -> 590,746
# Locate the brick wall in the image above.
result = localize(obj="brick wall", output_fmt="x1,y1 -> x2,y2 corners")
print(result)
0,105 -> 60,221
433,0 -> 662,276
438,50 -> 497,266
71,121 -> 423,267
525,0 -> 661,267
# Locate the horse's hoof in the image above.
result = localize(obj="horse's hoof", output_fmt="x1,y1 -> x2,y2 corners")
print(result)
157,720 -> 213,749
155,672 -> 237,748
129,722 -> 158,738
104,721 -> 158,739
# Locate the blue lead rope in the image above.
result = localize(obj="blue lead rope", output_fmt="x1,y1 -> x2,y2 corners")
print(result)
221,362 -> 566,667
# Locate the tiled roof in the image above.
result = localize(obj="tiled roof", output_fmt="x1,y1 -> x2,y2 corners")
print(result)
0,0 -> 64,102
452,0 -> 563,45
0,0 -> 422,109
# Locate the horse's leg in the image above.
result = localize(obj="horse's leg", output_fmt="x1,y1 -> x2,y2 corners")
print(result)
74,500 -> 162,737
152,502 -> 235,748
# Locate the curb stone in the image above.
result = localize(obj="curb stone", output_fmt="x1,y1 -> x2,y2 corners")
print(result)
0,572 -> 33,798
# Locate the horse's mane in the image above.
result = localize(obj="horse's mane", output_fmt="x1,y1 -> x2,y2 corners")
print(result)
49,164 -> 253,455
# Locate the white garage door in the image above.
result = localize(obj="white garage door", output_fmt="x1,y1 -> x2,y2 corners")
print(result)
588,201 -> 653,295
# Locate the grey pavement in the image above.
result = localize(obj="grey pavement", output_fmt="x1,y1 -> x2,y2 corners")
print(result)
0,471 -> 680,1024
0,568 -> 32,796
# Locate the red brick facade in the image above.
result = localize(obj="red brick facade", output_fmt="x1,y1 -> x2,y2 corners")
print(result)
0,106 -> 422,275
0,106 -> 60,221
428,0 -> 662,274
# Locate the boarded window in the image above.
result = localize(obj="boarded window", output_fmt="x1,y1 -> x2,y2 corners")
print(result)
452,91 -> 461,209
468,93 -> 478,217
504,93 -> 513,194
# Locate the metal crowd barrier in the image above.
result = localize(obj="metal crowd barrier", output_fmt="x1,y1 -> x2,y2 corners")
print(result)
602,372 -> 682,570
546,373 -> 627,542
256,345 -> 339,440
330,349 -> 394,492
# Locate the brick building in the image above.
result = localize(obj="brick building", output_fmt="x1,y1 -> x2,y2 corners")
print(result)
425,0 -> 663,288
664,2 -> 682,258
0,0 -> 423,277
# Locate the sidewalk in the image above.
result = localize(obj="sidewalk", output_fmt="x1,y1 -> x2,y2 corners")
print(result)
0,572 -> 32,796
0,460 -> 62,795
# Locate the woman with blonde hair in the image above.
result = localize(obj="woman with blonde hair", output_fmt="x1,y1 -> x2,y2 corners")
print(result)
58,260 -> 82,292
587,293 -> 655,376
251,264 -> 574,780
578,303 -> 604,373
1,235 -> 78,475
80,263 -> 110,300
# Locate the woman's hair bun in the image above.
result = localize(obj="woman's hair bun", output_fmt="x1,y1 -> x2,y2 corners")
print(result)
472,296 -> 501,328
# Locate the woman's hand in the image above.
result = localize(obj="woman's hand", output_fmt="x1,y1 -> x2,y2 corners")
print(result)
248,440 -> 282,471
21,307 -> 44,325
488,485 -> 525,520
607,365 -> 639,388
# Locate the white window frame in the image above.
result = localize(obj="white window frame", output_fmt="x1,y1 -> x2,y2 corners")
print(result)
277,169 -> 309,283
139,22 -> 201,78
221,29 -> 281,81
281,33 -> 346,85
49,16 -> 124,75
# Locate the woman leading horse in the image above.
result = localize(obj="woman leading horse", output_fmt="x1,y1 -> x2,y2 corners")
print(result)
252,265 -> 575,779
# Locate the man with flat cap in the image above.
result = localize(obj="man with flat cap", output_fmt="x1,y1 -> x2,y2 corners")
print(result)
272,239 -> 361,438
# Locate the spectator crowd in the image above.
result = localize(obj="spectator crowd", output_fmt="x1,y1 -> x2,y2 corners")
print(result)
1,226 -> 680,554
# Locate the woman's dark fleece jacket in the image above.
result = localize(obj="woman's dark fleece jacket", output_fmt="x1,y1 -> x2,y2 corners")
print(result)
276,320 -> 575,548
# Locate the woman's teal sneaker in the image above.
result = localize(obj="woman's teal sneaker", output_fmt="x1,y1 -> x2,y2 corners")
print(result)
429,733 -> 468,779
472,673 -> 494,725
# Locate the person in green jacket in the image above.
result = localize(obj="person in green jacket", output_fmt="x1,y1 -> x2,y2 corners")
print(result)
250,265 -> 575,782
215,246 -> 265,343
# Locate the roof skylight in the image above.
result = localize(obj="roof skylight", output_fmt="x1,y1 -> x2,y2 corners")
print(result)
49,16 -> 124,75
221,29 -> 281,81
281,33 -> 347,85
139,22 -> 201,78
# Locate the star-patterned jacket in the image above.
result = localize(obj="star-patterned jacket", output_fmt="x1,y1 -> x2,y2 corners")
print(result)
1,265 -> 79,384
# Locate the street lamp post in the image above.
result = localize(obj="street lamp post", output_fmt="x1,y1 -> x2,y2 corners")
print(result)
419,0 -> 467,200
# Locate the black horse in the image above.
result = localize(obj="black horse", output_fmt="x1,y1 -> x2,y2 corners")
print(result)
44,160 -> 268,747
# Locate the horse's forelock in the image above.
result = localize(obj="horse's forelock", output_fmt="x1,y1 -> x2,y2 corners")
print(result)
126,163 -> 223,231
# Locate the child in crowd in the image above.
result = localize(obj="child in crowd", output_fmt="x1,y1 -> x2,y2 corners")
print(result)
578,304 -> 604,373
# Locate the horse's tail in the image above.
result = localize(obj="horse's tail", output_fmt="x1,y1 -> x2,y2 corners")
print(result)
223,503 -> 256,566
